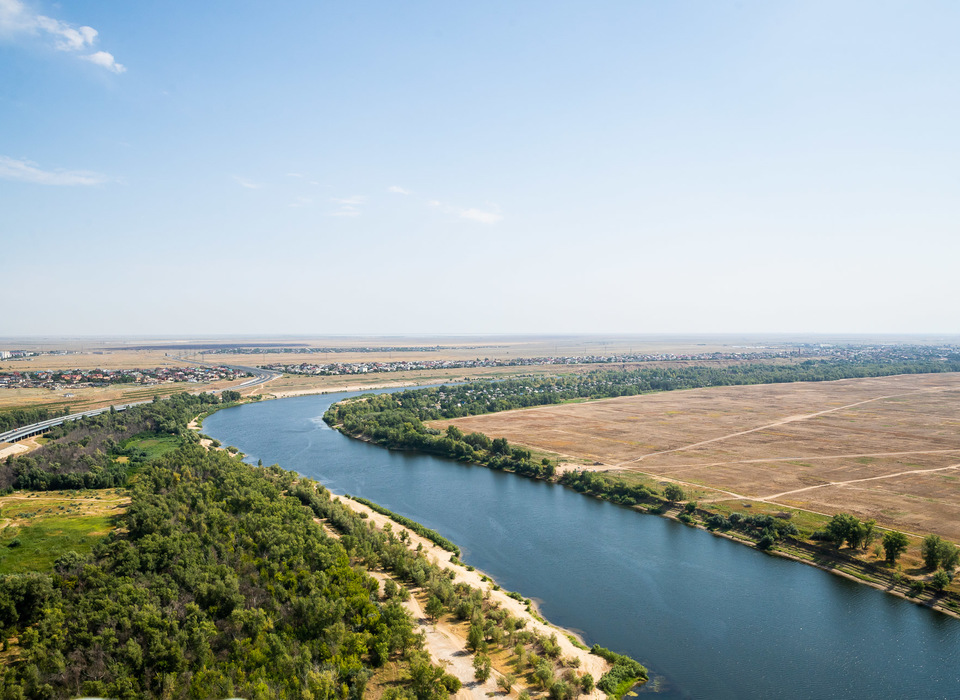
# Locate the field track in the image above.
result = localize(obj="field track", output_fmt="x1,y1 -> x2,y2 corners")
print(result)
440,373 -> 960,540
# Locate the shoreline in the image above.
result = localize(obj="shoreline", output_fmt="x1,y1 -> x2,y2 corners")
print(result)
336,494 -> 611,698
190,410 -> 619,699
329,417 -> 960,621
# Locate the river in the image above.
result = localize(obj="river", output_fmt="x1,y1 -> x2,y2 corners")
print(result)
203,390 -> 960,699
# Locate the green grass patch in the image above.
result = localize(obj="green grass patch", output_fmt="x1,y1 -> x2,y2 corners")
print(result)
119,432 -> 182,461
0,514 -> 116,574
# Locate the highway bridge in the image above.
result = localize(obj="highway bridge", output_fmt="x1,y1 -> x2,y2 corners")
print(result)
0,364 -> 279,445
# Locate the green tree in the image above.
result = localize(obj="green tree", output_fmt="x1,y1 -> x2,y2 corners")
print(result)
938,541 -> 960,571
467,622 -> 486,652
883,531 -> 909,565
580,673 -> 595,693
425,596 -> 444,622
922,534 -> 944,570
497,673 -> 516,693
931,569 -> 951,592
663,484 -> 685,502
473,653 -> 492,682
858,519 -> 877,550
826,513 -> 862,549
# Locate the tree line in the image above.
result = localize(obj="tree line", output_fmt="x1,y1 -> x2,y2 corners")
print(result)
0,406 -> 71,434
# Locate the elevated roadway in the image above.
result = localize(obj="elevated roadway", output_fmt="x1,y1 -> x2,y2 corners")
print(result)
0,364 -> 279,444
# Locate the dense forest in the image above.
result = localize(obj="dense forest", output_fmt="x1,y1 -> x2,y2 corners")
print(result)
0,446 -> 448,699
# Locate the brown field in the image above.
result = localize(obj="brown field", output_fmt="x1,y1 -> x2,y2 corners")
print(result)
438,373 -> 960,542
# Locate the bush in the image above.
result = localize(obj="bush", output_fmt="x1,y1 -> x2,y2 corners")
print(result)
663,484 -> 685,502
706,514 -> 730,530
931,569 -> 950,592
757,534 -> 775,551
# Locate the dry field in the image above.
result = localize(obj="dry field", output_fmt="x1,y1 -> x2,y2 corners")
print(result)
439,373 -> 960,542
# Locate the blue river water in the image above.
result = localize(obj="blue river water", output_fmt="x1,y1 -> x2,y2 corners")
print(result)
203,390 -> 960,699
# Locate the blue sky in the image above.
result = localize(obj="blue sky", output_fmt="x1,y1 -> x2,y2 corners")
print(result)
1,1 -> 958,336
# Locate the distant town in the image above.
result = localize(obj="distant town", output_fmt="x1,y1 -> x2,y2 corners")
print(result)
0,366 -> 249,390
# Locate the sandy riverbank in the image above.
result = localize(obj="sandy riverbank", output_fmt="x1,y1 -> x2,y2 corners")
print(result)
188,414 -> 613,698
338,495 -> 610,699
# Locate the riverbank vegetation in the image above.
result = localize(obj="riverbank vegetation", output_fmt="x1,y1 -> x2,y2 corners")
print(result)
294,482 -> 637,697
346,495 -> 461,556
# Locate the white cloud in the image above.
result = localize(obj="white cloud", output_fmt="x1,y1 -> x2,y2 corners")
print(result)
233,176 -> 262,189
0,0 -> 123,72
0,155 -> 108,186
333,195 -> 365,205
328,195 -> 365,217
460,207 -> 502,225
81,50 -> 125,74
288,196 -> 313,208
328,207 -> 360,217
387,185 -> 410,195
427,199 -> 441,208
34,14 -> 96,51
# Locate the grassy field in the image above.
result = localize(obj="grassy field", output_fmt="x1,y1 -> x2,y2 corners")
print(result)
0,489 -> 129,574
438,372 -> 960,542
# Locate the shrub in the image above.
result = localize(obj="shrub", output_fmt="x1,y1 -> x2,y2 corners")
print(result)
663,484 -> 685,502
931,569 -> 950,592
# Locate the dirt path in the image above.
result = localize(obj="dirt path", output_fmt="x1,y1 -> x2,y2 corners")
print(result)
365,570 -> 501,699
0,442 -> 28,460
761,462 -> 960,501
611,390 -> 933,468
650,448 -> 960,474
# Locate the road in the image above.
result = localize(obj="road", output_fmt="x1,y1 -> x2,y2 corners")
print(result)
0,364 -> 279,444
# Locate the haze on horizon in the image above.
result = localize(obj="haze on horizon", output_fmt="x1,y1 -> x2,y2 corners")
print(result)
2,1 -> 957,337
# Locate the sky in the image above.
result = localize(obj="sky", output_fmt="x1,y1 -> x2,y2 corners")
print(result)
1,1 -> 958,337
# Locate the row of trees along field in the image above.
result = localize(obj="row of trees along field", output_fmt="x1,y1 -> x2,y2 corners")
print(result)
326,356 -> 960,425
1,392 -> 241,492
